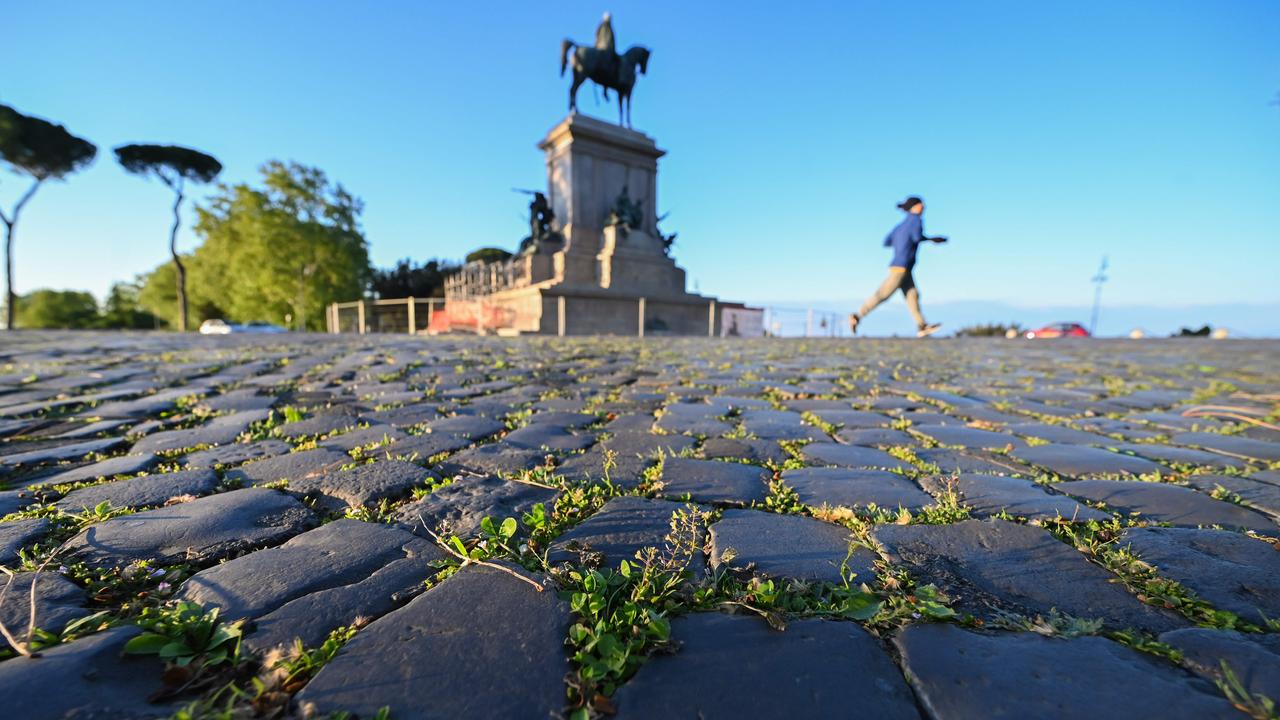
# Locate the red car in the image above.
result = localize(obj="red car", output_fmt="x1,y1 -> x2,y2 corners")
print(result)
1025,322 -> 1091,339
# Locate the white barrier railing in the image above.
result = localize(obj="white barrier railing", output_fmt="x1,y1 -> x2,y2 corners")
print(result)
327,297 -> 849,338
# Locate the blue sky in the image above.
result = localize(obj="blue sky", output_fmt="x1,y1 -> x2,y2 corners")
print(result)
4,1 -> 1279,334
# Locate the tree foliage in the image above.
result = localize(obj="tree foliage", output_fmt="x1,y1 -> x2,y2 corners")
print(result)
465,247 -> 512,264
955,323 -> 1021,337
371,258 -> 458,298
137,261 -> 223,329
0,105 -> 97,181
139,161 -> 370,331
100,281 -> 159,329
114,144 -> 222,188
13,289 -> 100,329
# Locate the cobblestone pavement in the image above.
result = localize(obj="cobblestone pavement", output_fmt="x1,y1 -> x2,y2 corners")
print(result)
1,331 -> 1278,719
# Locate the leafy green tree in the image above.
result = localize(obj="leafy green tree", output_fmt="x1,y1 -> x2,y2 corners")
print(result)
100,280 -> 158,329
13,289 -> 100,329
137,258 -> 222,329
180,161 -> 369,330
465,247 -> 512,265
0,105 -> 97,329
114,144 -> 222,332
955,323 -> 1022,337
371,258 -> 458,298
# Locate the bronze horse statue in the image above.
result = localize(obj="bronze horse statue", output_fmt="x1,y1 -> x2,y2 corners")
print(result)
560,41 -> 650,128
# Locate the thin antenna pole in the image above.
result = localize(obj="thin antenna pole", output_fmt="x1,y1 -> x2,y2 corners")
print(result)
1089,256 -> 1109,336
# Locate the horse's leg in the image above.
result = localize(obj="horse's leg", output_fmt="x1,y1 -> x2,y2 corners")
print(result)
569,70 -> 583,112
618,92 -> 625,125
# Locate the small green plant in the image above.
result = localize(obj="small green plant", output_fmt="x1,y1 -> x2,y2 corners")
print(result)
1047,518 -> 1262,630
865,564 -> 957,628
478,516 -> 521,554
526,479 -> 623,558
800,411 -> 839,436
775,440 -> 809,471
0,608 -> 115,660
274,624 -> 362,691
6,501 -> 136,552
124,601 -> 244,671
563,555 -> 682,715
912,487 -> 971,525
409,474 -> 455,500
561,506 -> 706,716
1216,660 -> 1277,720
67,499 -> 135,527
886,445 -> 926,469
1103,628 -> 1184,662
762,477 -> 805,515
45,559 -> 188,616
988,608 -> 1105,638
638,452 -> 666,493
344,498 -> 400,524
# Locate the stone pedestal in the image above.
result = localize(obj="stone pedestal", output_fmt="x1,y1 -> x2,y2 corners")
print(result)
540,113 -> 664,249
444,113 -> 722,336
596,226 -> 686,295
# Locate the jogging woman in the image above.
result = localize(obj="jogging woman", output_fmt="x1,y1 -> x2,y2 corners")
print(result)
848,196 -> 946,337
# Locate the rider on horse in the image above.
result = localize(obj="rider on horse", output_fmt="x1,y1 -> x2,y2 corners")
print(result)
595,12 -> 619,99
561,14 -> 651,127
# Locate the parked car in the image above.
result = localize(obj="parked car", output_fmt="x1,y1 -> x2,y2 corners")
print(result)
199,319 -> 288,335
240,321 -> 288,334
198,319 -> 233,335
1025,322 -> 1090,339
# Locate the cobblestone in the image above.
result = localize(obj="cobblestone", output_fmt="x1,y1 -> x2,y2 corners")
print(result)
1,333 -> 1276,717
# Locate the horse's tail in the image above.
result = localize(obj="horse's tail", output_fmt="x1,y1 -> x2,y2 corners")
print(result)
560,39 -> 574,76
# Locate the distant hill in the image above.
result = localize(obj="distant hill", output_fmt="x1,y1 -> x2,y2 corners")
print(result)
750,299 -> 1280,338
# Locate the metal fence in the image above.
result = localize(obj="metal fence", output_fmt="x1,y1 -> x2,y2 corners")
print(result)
760,307 -> 851,338
328,297 -> 849,337
327,296 -> 720,336
328,298 -> 445,335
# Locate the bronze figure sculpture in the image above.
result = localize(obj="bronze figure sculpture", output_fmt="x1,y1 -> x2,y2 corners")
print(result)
560,14 -> 651,127
606,185 -> 644,232
514,188 -> 560,253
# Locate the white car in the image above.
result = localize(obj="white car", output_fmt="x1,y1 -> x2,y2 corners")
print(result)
199,319 -> 288,335
199,319 -> 233,335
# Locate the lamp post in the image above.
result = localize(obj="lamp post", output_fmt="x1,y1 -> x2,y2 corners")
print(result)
1089,256 -> 1109,336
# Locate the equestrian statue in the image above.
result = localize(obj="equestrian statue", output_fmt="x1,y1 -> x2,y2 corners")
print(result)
560,13 -> 651,128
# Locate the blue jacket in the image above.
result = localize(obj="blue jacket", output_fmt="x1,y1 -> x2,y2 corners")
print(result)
884,214 -> 926,270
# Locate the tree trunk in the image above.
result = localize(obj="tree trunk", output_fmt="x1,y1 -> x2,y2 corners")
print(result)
297,265 -> 306,332
3,219 -> 13,331
170,187 -> 187,332
1,181 -> 42,331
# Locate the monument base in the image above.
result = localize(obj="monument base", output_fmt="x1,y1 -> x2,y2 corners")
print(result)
468,283 -> 717,336
439,114 -> 724,336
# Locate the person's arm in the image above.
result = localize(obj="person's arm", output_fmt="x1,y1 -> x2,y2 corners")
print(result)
917,219 -> 947,243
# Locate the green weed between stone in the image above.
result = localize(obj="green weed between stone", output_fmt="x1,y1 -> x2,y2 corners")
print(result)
125,601 -> 243,669
0,609 -> 114,661
1046,518 -> 1267,631
550,505 -> 956,718
1216,660 -> 1278,720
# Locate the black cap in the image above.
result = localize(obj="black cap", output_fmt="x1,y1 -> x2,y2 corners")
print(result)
897,196 -> 923,211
